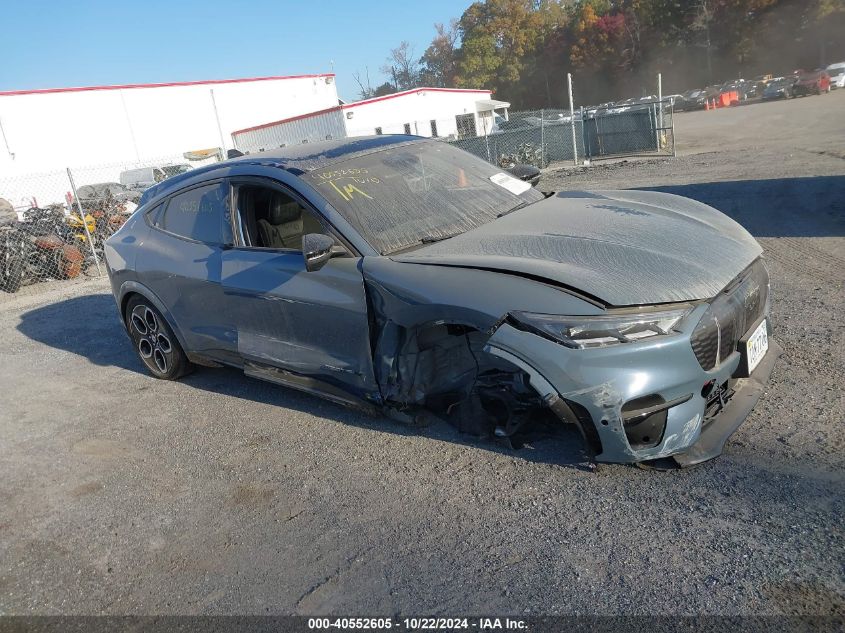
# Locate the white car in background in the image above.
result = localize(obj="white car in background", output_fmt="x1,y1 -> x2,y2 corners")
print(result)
119,164 -> 193,192
826,62 -> 845,89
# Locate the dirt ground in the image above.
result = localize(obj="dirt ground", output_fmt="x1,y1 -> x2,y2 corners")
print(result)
1,91 -> 843,616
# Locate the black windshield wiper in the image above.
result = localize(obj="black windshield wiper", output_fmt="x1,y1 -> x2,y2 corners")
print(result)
420,232 -> 462,244
497,201 -> 528,218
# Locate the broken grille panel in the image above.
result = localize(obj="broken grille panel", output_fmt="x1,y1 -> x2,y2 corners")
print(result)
691,259 -> 768,371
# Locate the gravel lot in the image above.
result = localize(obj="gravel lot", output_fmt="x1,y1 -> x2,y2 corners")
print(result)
1,91 -> 843,616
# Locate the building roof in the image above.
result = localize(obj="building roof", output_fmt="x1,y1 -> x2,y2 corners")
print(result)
475,98 -> 510,110
0,73 -> 335,97
232,87 -> 493,135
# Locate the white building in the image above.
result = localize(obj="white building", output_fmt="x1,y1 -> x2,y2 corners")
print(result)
0,73 -> 339,178
232,87 -> 510,153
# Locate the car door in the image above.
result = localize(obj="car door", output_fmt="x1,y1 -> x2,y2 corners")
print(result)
135,179 -> 240,363
220,176 -> 379,407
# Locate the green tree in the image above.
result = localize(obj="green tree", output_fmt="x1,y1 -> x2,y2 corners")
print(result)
419,20 -> 460,87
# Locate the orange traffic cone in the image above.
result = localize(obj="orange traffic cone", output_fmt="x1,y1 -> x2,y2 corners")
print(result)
705,99 -> 710,111
457,168 -> 468,187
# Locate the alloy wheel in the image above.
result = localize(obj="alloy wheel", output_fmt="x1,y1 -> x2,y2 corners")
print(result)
130,304 -> 173,373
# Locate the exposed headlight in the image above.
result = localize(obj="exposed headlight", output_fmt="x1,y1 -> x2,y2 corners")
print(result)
510,308 -> 691,349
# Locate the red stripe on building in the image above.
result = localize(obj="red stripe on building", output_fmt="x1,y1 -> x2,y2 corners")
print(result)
340,87 -> 492,109
231,87 -> 494,136
0,73 -> 336,97
233,106 -> 344,135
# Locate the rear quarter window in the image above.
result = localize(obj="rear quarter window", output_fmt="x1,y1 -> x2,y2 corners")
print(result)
158,182 -> 232,245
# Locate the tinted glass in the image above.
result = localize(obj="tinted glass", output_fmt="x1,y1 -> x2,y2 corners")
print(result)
147,203 -> 165,227
306,141 -> 544,255
161,183 -> 230,244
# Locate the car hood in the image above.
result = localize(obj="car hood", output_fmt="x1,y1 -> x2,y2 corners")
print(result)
392,190 -> 762,306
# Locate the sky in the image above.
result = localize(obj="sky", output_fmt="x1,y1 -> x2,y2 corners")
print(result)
1,0 -> 467,101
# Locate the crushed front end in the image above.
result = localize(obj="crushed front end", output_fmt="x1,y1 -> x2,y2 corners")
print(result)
485,259 -> 780,465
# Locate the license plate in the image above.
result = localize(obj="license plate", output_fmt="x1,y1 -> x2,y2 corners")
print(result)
746,319 -> 769,374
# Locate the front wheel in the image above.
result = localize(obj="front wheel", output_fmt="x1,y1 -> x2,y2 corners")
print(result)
125,296 -> 191,379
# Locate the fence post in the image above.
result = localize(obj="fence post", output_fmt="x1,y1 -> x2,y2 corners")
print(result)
540,109 -> 545,167
484,115 -> 491,164
657,72 -> 664,132
580,106 -> 588,161
670,99 -> 677,157
66,167 -> 102,275
653,103 -> 660,151
567,73 -> 578,166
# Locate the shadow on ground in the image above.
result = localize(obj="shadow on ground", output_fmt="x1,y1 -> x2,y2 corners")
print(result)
641,175 -> 845,238
16,293 -> 590,469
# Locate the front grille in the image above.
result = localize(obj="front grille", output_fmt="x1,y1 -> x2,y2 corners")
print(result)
690,259 -> 769,370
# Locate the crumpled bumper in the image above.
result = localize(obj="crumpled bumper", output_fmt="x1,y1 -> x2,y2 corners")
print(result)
672,338 -> 781,466
484,309 -> 780,465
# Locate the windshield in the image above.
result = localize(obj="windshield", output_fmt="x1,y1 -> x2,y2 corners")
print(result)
306,141 -> 545,255
826,67 -> 844,76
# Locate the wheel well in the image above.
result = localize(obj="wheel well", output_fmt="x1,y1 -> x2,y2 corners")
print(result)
120,291 -> 141,325
380,320 -> 552,439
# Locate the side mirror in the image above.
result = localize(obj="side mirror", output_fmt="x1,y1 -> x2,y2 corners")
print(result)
302,233 -> 335,272
506,163 -> 541,187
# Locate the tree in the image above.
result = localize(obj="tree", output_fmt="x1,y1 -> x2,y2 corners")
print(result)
454,0 -> 561,106
373,82 -> 396,97
374,0 -> 845,108
352,67 -> 375,99
382,41 -> 421,91
419,20 -> 460,87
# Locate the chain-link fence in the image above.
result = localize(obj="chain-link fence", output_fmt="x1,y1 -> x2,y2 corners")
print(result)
447,99 -> 675,169
0,153 -> 221,300
581,99 -> 675,160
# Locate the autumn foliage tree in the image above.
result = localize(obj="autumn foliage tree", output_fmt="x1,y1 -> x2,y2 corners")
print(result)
369,0 -> 845,108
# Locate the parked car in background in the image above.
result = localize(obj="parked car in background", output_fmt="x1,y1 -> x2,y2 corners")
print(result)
77,182 -> 141,207
762,77 -> 796,100
120,167 -> 166,192
161,163 -> 193,178
825,62 -> 845,89
120,164 -> 193,192
674,89 -> 706,111
792,71 -> 831,96
105,135 -> 779,466
736,80 -> 766,100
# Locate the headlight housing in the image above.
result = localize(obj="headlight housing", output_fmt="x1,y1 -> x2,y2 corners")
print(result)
510,308 -> 691,349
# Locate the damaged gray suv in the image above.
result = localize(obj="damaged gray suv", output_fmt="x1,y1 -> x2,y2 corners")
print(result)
105,136 -> 779,466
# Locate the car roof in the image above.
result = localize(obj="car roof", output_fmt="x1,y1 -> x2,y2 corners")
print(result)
142,134 -> 425,203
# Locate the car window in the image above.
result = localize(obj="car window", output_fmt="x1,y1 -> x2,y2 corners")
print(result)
234,183 -> 328,251
147,202 -> 165,227
159,182 -> 232,245
305,140 -> 544,255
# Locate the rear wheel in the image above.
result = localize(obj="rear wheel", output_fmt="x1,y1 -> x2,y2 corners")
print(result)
125,295 -> 191,379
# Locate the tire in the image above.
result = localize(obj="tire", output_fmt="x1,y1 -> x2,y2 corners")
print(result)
125,295 -> 191,379
0,251 -> 24,293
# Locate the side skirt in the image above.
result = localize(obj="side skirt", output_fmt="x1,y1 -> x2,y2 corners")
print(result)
243,360 -> 380,416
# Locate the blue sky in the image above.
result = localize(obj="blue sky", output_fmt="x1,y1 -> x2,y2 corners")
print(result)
1,0 -> 466,101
